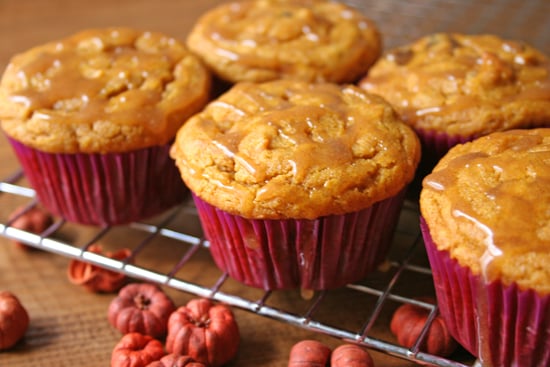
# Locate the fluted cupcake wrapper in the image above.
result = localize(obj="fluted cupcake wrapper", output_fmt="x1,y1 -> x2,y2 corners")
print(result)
420,217 -> 550,367
193,191 -> 405,290
414,128 -> 475,178
8,138 -> 187,226
416,128 -> 474,159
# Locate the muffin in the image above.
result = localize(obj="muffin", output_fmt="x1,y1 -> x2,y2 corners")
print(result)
186,0 -> 381,85
359,33 -> 550,173
0,27 -> 211,225
170,80 -> 420,290
419,128 -> 550,367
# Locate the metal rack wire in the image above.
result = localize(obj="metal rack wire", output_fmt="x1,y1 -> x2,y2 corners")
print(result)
0,168 -> 477,367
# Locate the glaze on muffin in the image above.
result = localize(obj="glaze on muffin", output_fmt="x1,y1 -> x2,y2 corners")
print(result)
187,0 -> 381,84
420,128 -> 550,293
171,80 -> 420,219
0,27 -> 211,153
360,33 -> 550,138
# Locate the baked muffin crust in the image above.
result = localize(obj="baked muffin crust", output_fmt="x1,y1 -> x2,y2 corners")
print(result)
186,0 -> 381,83
420,128 -> 550,293
171,80 -> 420,219
360,33 -> 550,137
0,27 -> 211,153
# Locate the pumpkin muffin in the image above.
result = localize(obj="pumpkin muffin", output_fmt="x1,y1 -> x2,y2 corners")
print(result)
186,0 -> 381,85
419,128 -> 550,367
359,33 -> 550,173
0,27 -> 211,225
171,79 -> 420,290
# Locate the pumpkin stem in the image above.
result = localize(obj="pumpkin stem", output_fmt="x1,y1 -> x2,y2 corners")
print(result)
134,294 -> 151,310
194,315 -> 211,328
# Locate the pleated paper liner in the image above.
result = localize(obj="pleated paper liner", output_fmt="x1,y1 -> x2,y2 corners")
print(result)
8,137 -> 187,226
193,190 -> 406,291
421,217 -> 550,367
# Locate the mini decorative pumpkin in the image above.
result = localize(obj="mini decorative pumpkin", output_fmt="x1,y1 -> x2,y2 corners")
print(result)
111,332 -> 165,367
390,297 -> 458,356
0,291 -> 30,350
145,353 -> 207,367
165,298 -> 240,367
68,244 -> 131,293
108,283 -> 176,338
8,205 -> 53,249
331,344 -> 374,367
287,340 -> 331,367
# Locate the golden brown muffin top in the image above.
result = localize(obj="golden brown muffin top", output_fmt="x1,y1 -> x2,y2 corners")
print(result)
0,27 -> 211,154
186,0 -> 381,84
171,80 -> 420,219
420,128 -> 550,294
360,33 -> 550,137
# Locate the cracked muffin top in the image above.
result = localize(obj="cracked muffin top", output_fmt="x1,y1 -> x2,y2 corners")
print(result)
420,128 -> 550,293
359,33 -> 550,137
186,0 -> 381,84
0,27 -> 211,154
170,80 -> 420,219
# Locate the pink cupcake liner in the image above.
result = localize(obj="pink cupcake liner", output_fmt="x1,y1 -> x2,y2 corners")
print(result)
8,138 -> 187,226
413,128 -> 475,179
420,217 -> 550,367
193,190 -> 406,290
415,128 -> 474,160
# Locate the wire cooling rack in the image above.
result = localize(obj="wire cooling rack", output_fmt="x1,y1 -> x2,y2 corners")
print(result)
0,168 -> 478,367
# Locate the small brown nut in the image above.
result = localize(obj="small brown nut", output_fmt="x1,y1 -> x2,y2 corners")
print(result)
0,291 -> 30,350
390,297 -> 458,356
331,344 -> 374,367
8,205 -> 53,249
287,340 -> 331,367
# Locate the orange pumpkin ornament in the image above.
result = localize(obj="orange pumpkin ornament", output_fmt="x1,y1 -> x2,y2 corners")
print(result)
111,332 -> 165,367
165,298 -> 240,367
0,291 -> 30,350
390,298 -> 458,356
68,244 -> 131,293
145,353 -> 207,367
8,205 -> 53,249
108,283 -> 176,338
